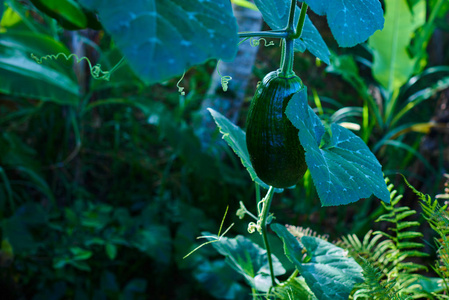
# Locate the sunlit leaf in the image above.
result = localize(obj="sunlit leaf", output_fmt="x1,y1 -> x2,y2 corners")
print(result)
301,0 -> 384,47
285,87 -> 390,206
369,0 -> 425,94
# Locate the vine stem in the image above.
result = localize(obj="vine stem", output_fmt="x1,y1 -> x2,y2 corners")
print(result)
291,2 -> 308,39
279,38 -> 294,77
238,31 -> 288,39
260,186 -> 276,286
279,1 -> 308,77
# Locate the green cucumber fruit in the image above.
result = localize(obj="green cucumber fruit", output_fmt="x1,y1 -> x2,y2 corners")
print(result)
246,70 -> 307,188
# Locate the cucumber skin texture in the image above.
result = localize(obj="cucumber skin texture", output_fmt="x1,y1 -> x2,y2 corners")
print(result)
246,70 -> 307,188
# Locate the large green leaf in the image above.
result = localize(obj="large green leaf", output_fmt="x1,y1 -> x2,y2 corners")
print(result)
78,0 -> 238,84
272,224 -> 364,300
252,0 -> 330,64
208,108 -> 273,190
285,87 -> 390,206
301,0 -> 384,47
206,234 -> 286,292
369,0 -> 426,94
0,31 -> 80,104
29,0 -> 87,29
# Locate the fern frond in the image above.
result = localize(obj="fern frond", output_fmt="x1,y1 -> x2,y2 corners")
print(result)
352,258 -> 413,300
373,178 -> 429,274
403,175 -> 449,294
286,224 -> 329,241
340,177 -> 432,298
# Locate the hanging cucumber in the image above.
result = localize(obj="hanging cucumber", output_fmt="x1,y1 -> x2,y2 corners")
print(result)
246,69 -> 307,188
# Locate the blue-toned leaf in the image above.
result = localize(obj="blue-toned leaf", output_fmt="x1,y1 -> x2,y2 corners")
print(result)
270,224 -> 304,266
253,0 -> 330,64
252,0 -> 290,28
299,236 -> 364,300
301,0 -> 384,47
285,88 -> 390,206
78,0 -> 238,84
294,17 -> 330,64
272,224 -> 364,300
208,108 -> 275,191
206,234 -> 286,292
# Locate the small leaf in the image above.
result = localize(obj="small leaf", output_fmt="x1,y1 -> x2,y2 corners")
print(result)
70,247 -> 93,260
285,87 -> 390,206
208,108 -> 274,190
253,0 -> 330,64
301,0 -> 384,47
78,0 -> 238,84
69,260 -> 91,272
272,224 -> 364,300
206,234 -> 286,292
53,258 -> 70,269
105,243 -> 117,260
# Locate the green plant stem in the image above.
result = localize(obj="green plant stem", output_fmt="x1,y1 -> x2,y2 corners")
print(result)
286,0 -> 298,32
251,287 -> 257,300
255,183 -> 261,215
279,1 -> 308,77
291,3 -> 308,39
0,167 -> 14,212
277,269 -> 299,289
279,38 -> 295,77
260,186 -> 276,286
288,269 -> 299,280
238,31 -> 288,39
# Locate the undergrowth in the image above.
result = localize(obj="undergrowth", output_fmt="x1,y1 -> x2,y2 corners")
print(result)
334,176 -> 449,299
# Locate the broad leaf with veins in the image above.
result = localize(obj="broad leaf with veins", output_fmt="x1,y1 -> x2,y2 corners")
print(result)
272,224 -> 364,300
253,0 -> 330,64
300,0 -> 384,47
254,0 -> 384,49
285,87 -> 390,206
78,0 -> 238,84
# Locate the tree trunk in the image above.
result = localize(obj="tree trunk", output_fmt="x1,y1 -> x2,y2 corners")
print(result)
196,2 -> 263,147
